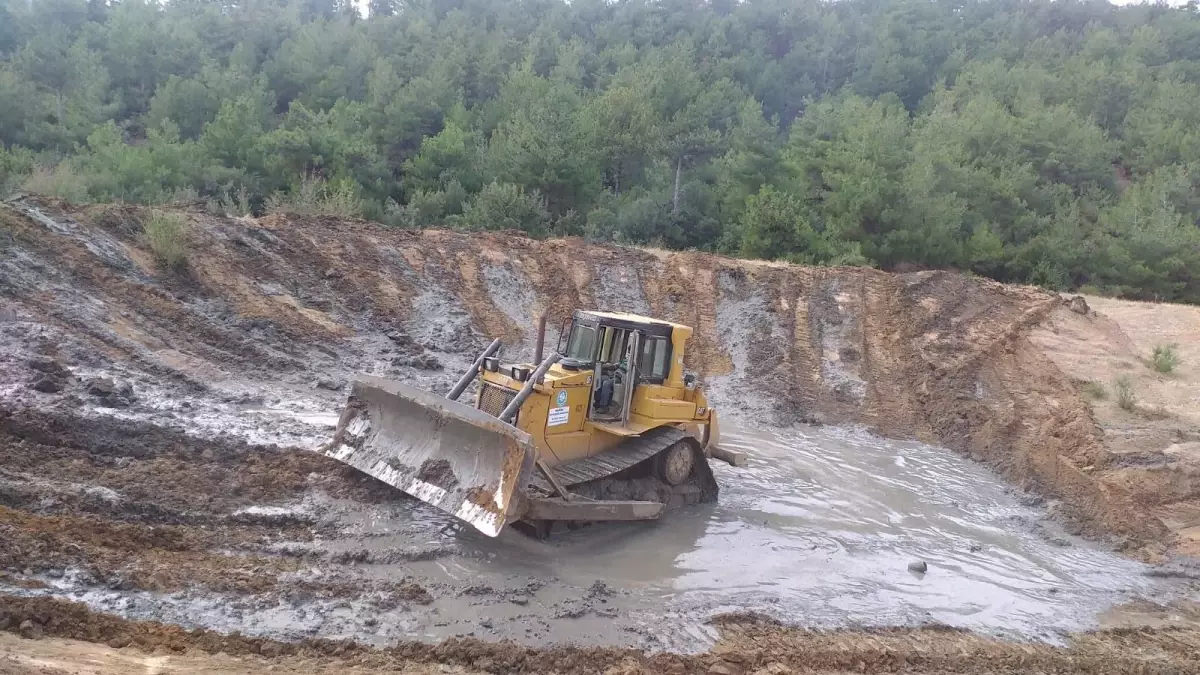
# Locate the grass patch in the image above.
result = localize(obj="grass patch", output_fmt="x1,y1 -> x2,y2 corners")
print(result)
266,173 -> 361,219
207,184 -> 254,218
141,210 -> 190,271
1150,343 -> 1180,374
1139,405 -> 1175,421
23,163 -> 90,203
1113,375 -> 1137,411
1080,380 -> 1107,400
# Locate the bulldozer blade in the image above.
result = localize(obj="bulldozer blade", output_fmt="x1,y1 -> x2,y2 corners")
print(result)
321,375 -> 535,537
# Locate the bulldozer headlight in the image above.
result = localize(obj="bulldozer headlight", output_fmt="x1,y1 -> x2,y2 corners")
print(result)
696,406 -> 707,417
484,357 -> 500,372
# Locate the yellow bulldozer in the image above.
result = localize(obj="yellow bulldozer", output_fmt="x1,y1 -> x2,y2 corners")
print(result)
322,310 -> 742,538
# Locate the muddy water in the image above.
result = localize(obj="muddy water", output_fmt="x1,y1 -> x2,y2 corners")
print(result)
328,424 -> 1175,650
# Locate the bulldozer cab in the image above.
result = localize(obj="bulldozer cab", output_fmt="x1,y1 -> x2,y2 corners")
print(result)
558,311 -> 675,426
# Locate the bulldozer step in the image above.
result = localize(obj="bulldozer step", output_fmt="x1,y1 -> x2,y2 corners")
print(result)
524,496 -> 665,521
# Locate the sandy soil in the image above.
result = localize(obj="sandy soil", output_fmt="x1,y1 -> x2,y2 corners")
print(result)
1031,296 -> 1200,557
2,197 -> 1199,671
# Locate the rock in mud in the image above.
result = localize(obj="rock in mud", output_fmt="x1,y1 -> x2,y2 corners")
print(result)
391,353 -> 443,370
314,378 -> 342,391
1019,493 -> 1045,508
30,376 -> 64,393
28,356 -> 70,378
384,328 -> 412,345
908,560 -> 928,574
87,377 -> 117,396
18,619 -> 42,640
1068,295 -> 1091,315
85,377 -> 135,406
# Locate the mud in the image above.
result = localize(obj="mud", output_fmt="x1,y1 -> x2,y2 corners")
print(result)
1,198 -> 1199,667
3,596 -> 1200,675
0,384 -> 1192,652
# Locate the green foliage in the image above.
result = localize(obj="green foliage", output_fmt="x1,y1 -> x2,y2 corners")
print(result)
23,162 -> 90,204
266,173 -> 363,219
1113,375 -> 1137,411
141,210 -> 189,271
403,121 -> 481,195
1151,344 -> 1181,374
0,145 -> 35,195
207,184 -> 255,218
458,181 -> 550,235
386,180 -> 468,229
0,0 -> 1197,302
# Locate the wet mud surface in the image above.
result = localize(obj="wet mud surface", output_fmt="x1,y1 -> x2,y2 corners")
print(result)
3,595 -> 1200,675
1,199 -> 1199,667
0,404 -> 1193,653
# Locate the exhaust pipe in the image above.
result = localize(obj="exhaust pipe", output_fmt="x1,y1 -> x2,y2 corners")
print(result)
446,338 -> 502,401
533,311 -> 548,364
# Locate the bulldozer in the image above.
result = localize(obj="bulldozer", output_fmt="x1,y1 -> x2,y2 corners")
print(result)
321,310 -> 743,538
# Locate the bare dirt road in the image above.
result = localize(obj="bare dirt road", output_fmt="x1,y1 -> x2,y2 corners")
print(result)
1,197 -> 1198,672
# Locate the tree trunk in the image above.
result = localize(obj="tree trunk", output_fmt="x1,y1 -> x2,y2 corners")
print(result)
55,90 -> 63,124
672,156 -> 683,215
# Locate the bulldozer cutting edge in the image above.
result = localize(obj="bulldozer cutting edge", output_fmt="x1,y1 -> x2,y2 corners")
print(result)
321,375 -> 535,537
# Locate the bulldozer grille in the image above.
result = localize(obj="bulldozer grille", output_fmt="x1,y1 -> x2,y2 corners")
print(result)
478,382 -> 518,420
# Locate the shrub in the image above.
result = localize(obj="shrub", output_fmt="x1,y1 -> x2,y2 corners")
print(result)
1080,380 -> 1107,400
23,163 -> 90,203
141,210 -> 190,270
1113,375 -> 1136,411
1151,343 -> 1180,374
266,173 -> 362,219
207,184 -> 254,218
0,146 -> 35,195
385,180 -> 467,228
457,181 -> 549,235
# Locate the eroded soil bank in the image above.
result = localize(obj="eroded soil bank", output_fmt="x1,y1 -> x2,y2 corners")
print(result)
1,197 -> 1199,669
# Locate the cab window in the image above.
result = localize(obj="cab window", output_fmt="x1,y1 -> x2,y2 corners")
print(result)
564,324 -> 597,360
638,336 -> 670,383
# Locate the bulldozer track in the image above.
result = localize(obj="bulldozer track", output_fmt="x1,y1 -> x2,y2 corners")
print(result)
531,426 -> 688,490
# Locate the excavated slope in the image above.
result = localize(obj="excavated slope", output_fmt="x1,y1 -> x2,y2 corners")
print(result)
0,197 -> 1176,553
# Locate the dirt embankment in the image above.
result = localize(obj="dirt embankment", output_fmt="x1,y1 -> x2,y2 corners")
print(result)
2,197 -> 1190,554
